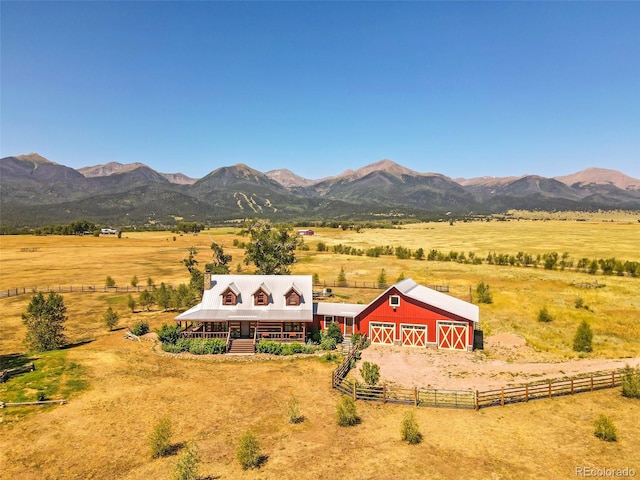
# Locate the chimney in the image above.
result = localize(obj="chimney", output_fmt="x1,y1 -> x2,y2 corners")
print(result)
204,270 -> 212,290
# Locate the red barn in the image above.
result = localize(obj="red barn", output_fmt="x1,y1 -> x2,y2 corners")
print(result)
314,278 -> 479,351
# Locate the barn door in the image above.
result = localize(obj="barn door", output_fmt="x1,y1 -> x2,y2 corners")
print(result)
370,323 -> 394,345
437,322 -> 468,350
401,325 -> 427,347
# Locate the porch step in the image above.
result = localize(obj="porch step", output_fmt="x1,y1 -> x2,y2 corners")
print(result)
227,339 -> 255,355
340,335 -> 352,354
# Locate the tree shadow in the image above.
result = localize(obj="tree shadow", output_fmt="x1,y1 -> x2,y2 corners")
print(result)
0,353 -> 38,370
60,339 -> 95,350
165,442 -> 186,456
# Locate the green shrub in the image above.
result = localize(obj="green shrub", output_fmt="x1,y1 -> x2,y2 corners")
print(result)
173,442 -> 199,480
188,338 -> 226,355
537,306 -> 553,323
310,325 -> 322,343
131,321 -> 150,336
594,414 -> 617,442
105,275 -> 116,287
149,417 -> 172,458
320,336 -> 337,351
475,281 -> 493,304
256,340 -> 283,355
400,411 -> 422,444
157,323 -> 182,345
350,333 -> 363,348
161,342 -> 183,353
236,430 -> 262,470
336,396 -> 359,427
256,340 -> 313,355
326,322 -> 343,343
286,395 -> 304,424
621,365 -> 640,399
175,338 -> 192,352
573,320 -> 593,352
360,361 -> 380,386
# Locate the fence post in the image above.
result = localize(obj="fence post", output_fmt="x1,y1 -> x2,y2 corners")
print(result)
590,375 -> 594,392
353,381 -> 357,401
571,379 -> 574,395
383,385 -> 386,404
611,372 -> 615,387
525,385 -> 529,402
475,390 -> 479,411
414,387 -> 418,407
501,387 -> 504,407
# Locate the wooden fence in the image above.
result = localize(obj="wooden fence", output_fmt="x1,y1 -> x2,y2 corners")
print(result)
475,371 -> 623,409
331,347 -> 476,409
316,281 -> 449,292
0,285 -> 168,299
0,363 -> 35,383
332,348 -> 625,410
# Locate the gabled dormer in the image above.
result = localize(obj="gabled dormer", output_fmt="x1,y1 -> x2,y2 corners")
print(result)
221,282 -> 241,306
253,283 -> 272,306
285,284 -> 302,306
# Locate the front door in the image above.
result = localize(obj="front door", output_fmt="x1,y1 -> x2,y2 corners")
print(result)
345,317 -> 354,335
240,322 -> 251,338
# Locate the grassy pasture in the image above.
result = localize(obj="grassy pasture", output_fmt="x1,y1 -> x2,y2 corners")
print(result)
1,219 -> 640,479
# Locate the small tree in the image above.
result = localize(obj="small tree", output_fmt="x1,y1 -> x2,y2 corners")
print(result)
621,365 -> 640,399
475,281 -> 493,304
396,272 -> 406,282
127,294 -> 137,313
537,306 -> 553,323
131,275 -> 139,287
22,292 -> 67,351
360,361 -> 380,386
236,430 -> 262,470
594,414 -> 617,442
286,395 -> 304,424
337,266 -> 347,287
326,322 -> 343,344
336,396 -> 359,427
312,272 -> 320,285
207,241 -> 232,274
377,269 -> 387,288
149,417 -> 172,458
173,442 -> 199,480
400,411 -> 422,444
573,320 -> 593,352
139,290 -> 154,311
105,275 -> 116,287
103,307 -> 120,331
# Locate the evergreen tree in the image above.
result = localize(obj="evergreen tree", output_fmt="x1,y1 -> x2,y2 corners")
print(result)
573,320 -> 593,352
103,307 -> 120,331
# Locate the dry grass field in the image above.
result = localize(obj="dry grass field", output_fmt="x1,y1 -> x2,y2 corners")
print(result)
1,218 -> 639,479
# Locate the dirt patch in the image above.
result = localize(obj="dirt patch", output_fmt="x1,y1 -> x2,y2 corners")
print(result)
356,334 -> 640,391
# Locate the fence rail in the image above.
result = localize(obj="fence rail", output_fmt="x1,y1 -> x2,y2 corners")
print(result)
475,371 -> 622,409
315,281 -> 449,292
0,285 -> 170,299
0,363 -> 35,383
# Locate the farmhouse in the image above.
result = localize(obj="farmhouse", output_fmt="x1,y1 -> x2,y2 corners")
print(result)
296,229 -> 314,236
175,274 -> 313,353
176,274 -> 479,353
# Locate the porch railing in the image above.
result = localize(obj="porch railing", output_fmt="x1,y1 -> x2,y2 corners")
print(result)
256,331 -> 304,342
180,331 -> 228,339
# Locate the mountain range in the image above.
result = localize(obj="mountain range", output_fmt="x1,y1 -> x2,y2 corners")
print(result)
1,153 -> 639,227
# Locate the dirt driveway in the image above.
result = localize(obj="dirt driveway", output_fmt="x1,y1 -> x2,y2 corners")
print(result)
356,333 -> 640,391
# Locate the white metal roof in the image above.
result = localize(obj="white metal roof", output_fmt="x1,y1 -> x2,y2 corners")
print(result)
389,278 -> 479,322
175,274 -> 314,322
314,302 -> 367,317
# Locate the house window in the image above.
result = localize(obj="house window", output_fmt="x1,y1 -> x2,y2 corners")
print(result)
223,292 -> 236,305
255,291 -> 268,306
324,316 -> 334,329
287,292 -> 300,306
389,295 -> 401,307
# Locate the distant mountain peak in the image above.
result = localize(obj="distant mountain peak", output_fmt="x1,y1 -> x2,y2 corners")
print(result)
555,168 -> 640,191
265,168 -> 314,188
79,162 -> 147,177
342,159 -> 420,180
15,153 -> 54,166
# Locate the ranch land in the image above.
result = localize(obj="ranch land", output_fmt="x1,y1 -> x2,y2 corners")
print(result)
1,217 -> 639,479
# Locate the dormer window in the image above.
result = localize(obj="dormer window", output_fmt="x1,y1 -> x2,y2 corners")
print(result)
389,295 -> 401,307
221,283 -> 240,306
223,292 -> 236,305
285,284 -> 302,306
255,290 -> 268,306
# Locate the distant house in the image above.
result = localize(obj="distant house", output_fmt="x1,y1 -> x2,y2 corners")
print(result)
176,274 -> 479,353
296,229 -> 314,236
100,228 -> 118,235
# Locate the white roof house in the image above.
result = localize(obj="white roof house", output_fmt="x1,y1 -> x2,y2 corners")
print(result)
175,274 -> 314,323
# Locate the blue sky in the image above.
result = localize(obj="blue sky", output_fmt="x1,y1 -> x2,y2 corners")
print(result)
1,1 -> 639,180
